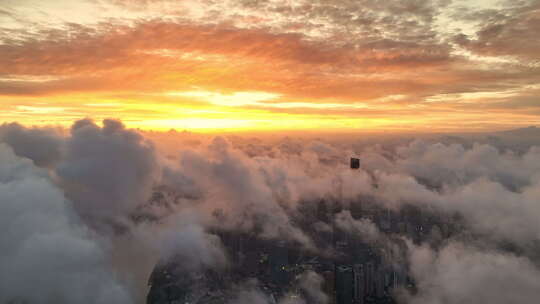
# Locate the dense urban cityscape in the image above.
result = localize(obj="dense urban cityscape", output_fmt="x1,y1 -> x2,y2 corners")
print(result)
146,159 -> 467,304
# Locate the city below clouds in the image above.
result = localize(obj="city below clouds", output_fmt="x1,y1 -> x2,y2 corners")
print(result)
1,119 -> 540,303
1,1 -> 540,304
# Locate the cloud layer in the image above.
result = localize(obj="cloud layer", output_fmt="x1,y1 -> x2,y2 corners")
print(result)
0,144 -> 132,304
1,119 -> 540,303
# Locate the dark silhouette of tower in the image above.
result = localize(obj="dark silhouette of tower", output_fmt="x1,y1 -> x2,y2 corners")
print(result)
350,158 -> 360,169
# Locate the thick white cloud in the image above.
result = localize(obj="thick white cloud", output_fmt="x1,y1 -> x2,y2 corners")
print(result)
2,119 -> 540,303
56,119 -> 161,229
0,144 -> 132,304
168,136 -> 316,248
395,140 -> 540,189
156,211 -> 228,271
334,210 -> 381,243
403,242 -> 540,304
298,270 -> 329,304
0,120 -> 229,303
0,122 -> 63,167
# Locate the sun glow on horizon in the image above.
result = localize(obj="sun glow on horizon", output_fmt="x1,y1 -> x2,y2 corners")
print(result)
1,88 -> 537,133
0,0 -> 538,132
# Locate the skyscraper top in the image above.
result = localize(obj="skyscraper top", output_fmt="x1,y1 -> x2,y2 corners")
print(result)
351,158 -> 360,169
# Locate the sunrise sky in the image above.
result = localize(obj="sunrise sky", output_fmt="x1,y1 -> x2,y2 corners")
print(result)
1,0 -> 539,132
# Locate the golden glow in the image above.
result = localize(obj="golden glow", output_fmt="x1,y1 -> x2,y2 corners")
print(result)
1,86 -> 538,132
0,0 -> 538,132
166,91 -> 281,107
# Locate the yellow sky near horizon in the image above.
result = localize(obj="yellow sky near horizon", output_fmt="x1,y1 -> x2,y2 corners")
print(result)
0,0 -> 539,132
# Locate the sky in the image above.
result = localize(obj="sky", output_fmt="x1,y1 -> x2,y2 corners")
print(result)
0,0 -> 539,132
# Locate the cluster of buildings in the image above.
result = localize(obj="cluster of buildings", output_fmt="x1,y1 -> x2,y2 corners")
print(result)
146,158 -> 458,304
146,202 -> 436,304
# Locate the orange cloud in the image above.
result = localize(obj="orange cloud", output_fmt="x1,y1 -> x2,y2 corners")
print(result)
0,1 -> 539,132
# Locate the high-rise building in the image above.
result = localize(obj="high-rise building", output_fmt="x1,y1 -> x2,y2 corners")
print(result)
269,241 -> 289,284
375,267 -> 385,298
353,264 -> 365,304
392,267 -> 407,289
335,265 -> 354,304
365,261 -> 375,296
350,158 -> 360,169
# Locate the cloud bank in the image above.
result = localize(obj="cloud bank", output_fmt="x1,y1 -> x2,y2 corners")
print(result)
1,119 -> 540,303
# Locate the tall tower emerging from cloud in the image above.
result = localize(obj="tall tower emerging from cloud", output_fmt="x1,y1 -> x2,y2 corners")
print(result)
350,158 -> 360,169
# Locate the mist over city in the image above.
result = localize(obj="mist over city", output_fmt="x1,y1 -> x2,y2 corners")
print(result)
1,119 -> 540,303
1,0 -> 540,303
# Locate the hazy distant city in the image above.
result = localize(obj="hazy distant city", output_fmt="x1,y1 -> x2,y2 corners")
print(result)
1,0 -> 539,303
2,120 -> 540,304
